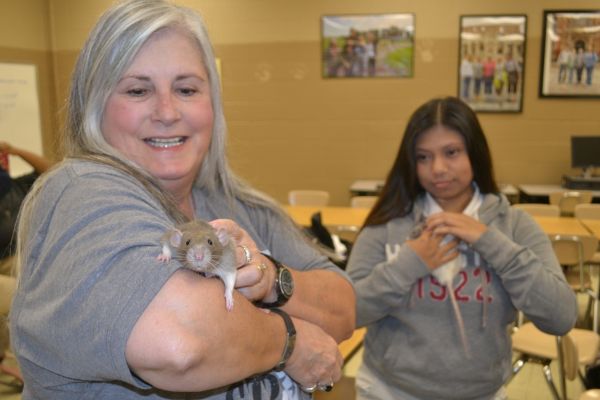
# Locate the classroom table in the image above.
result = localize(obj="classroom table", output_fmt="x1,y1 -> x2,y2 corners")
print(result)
531,216 -> 591,236
283,205 -> 369,228
518,184 -> 600,203
580,219 -> 600,240
349,180 -> 384,196
338,327 -> 366,363
533,216 -> 600,333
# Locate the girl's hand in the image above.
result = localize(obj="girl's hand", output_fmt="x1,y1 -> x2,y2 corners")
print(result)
406,228 -> 459,271
425,212 -> 487,245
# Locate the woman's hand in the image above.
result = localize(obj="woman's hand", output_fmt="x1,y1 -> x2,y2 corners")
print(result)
209,219 -> 276,302
283,316 -> 343,391
425,212 -> 487,244
406,228 -> 459,271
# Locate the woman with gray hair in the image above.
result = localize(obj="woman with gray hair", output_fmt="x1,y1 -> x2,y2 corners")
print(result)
9,0 -> 355,399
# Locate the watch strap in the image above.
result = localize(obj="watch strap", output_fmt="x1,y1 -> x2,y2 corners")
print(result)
269,308 -> 296,371
254,253 -> 293,308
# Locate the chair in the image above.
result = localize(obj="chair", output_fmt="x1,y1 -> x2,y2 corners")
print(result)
288,190 -> 330,206
511,323 -> 600,400
550,191 -> 593,217
0,274 -> 22,388
550,234 -> 600,332
574,204 -> 600,265
575,204 -> 600,220
350,195 -> 378,209
512,203 -> 561,217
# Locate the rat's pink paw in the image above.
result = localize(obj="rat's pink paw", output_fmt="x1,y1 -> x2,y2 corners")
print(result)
157,254 -> 171,263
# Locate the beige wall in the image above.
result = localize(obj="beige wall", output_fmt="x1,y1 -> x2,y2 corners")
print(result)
0,0 -> 58,160
3,0 -> 600,204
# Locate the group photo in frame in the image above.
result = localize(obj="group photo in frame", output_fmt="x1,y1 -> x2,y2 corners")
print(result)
539,10 -> 600,98
458,15 -> 527,113
321,13 -> 415,78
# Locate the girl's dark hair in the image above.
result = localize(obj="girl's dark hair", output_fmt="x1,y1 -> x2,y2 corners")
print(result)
364,96 -> 498,227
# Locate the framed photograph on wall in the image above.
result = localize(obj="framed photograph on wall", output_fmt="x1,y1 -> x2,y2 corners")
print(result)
539,10 -> 600,98
458,15 -> 527,113
321,13 -> 415,78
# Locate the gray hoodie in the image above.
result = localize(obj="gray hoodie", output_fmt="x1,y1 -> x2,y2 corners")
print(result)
347,192 -> 577,400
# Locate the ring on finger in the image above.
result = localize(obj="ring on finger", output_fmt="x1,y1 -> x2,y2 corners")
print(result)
317,382 -> 334,392
301,384 -> 317,393
238,245 -> 252,265
257,262 -> 267,274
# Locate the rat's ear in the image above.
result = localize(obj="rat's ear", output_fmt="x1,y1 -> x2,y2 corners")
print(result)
215,228 -> 230,246
169,229 -> 183,247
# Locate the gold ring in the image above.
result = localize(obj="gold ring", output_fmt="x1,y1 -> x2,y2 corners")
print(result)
301,384 -> 317,393
238,245 -> 252,265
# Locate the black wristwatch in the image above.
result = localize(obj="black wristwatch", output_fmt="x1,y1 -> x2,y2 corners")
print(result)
255,253 -> 294,308
269,308 -> 296,371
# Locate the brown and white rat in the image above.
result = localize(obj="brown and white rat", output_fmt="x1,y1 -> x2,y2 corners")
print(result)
157,220 -> 237,311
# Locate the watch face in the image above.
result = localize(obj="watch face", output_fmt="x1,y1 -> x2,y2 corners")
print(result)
279,267 -> 294,298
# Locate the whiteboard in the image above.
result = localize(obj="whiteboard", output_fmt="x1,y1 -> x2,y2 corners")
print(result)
0,63 -> 43,178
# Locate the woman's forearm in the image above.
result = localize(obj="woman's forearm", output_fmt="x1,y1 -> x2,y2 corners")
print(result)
126,270 -> 285,392
283,269 -> 356,342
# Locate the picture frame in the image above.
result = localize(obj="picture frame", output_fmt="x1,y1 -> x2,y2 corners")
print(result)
458,15 -> 527,113
321,13 -> 415,79
539,10 -> 600,98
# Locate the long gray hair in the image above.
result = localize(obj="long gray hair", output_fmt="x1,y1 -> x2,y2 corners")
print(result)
15,0 -> 297,276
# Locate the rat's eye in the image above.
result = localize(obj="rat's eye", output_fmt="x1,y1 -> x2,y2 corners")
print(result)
185,239 -> 191,246
207,239 -> 213,246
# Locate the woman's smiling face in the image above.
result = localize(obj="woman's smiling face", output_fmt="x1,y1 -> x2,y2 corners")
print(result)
101,27 -> 214,191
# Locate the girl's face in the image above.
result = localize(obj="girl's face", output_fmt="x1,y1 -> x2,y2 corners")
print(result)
415,125 -> 474,212
101,27 -> 213,194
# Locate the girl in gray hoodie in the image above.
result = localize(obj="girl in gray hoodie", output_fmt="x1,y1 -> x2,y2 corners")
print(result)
347,96 -> 577,400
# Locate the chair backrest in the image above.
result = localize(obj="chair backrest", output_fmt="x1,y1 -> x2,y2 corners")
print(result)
288,190 -> 330,206
558,334 -> 579,381
549,190 -> 593,217
350,196 -> 378,209
512,203 -> 561,217
550,234 -> 599,267
575,203 -> 600,220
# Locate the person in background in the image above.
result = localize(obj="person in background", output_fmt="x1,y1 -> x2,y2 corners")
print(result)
574,46 -> 585,84
9,0 -> 355,399
346,96 -> 576,400
0,141 -> 50,388
583,45 -> 598,86
504,53 -> 520,102
557,44 -> 573,84
0,141 -> 52,272
472,57 -> 484,100
482,56 -> 495,100
493,56 -> 507,99
459,55 -> 473,100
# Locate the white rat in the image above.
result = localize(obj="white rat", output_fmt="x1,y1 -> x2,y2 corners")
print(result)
157,220 -> 237,311
421,189 -> 483,358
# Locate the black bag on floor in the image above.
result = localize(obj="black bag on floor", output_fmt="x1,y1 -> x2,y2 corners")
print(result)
585,363 -> 600,388
304,212 -> 353,270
